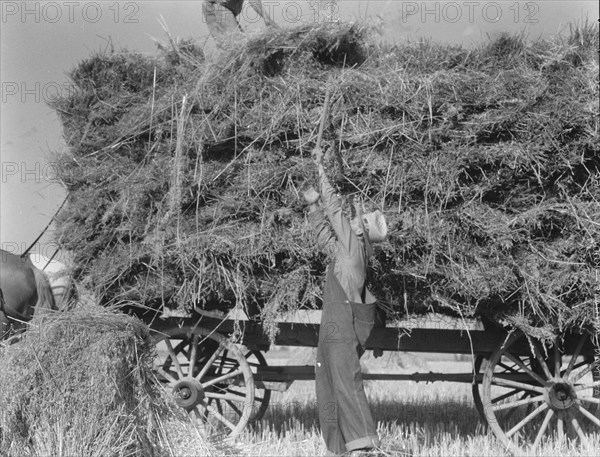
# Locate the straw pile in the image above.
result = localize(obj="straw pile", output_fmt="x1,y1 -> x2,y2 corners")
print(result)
50,22 -> 599,339
0,306 -> 170,456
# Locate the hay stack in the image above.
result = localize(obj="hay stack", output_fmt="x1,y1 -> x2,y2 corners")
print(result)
50,22 -> 599,339
0,306 -> 170,456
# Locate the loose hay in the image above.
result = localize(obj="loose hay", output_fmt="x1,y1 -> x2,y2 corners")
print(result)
49,22 -> 599,340
0,306 -> 173,457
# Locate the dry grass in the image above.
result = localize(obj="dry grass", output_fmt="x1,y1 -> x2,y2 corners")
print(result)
0,305 -> 178,457
49,21 -> 599,340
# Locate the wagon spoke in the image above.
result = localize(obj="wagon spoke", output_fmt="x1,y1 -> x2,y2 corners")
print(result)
225,385 -> 262,404
506,403 -> 547,438
532,343 -> 553,380
188,334 -> 199,377
196,344 -> 225,382
492,394 -> 544,412
206,392 -> 244,416
216,349 -> 228,375
564,359 -> 588,376
504,353 -> 547,386
532,409 -> 554,448
491,376 -> 545,394
226,400 -> 243,417
221,386 -> 248,398
556,411 -> 565,442
554,346 -> 562,377
502,392 -> 530,423
219,355 -> 240,368
576,403 -> 600,428
156,367 -> 177,384
568,411 -> 587,442
575,379 -> 600,391
203,368 -> 244,389
179,346 -> 190,361
498,361 -> 520,373
212,355 -> 239,374
164,338 -> 185,378
171,340 -> 189,368
578,396 -> 600,405
571,362 -> 597,383
204,402 -> 236,431
564,335 -> 587,378
205,391 -> 250,403
492,388 -> 521,404
216,398 -> 224,417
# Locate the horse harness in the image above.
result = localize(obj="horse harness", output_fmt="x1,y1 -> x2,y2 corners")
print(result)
0,287 -> 6,319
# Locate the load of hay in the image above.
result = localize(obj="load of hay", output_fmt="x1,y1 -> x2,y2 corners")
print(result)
50,22 -> 599,339
0,306 -> 171,456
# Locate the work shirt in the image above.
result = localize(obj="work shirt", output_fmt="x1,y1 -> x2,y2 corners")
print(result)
205,0 -> 244,16
308,169 -> 376,305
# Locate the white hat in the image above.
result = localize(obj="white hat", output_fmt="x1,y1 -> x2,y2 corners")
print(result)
362,210 -> 387,243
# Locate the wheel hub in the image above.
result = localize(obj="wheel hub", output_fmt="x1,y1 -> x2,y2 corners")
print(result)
546,381 -> 577,410
172,378 -> 205,410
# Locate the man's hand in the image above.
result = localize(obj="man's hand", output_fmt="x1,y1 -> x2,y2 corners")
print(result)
303,187 -> 320,205
352,197 -> 364,219
311,147 -> 323,166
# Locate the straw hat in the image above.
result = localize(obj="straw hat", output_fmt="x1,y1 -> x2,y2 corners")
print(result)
362,210 -> 387,243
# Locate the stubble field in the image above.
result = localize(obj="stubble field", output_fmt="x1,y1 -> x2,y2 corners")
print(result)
164,348 -> 600,457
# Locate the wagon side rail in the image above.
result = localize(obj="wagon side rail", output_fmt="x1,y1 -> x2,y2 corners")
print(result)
150,315 -> 513,355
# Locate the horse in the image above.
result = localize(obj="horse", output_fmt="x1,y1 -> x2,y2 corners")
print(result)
0,249 -> 57,339
28,252 -> 78,311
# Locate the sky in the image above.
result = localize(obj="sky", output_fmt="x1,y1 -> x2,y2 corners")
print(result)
1,0 -> 598,262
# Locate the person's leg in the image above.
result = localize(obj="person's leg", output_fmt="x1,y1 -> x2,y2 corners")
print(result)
319,299 -> 379,453
316,300 -> 348,454
339,302 -> 379,452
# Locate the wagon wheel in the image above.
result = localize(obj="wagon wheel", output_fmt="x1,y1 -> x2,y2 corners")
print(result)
472,355 -> 487,425
474,353 -> 541,426
245,350 -> 271,422
153,330 -> 255,440
482,331 -> 600,451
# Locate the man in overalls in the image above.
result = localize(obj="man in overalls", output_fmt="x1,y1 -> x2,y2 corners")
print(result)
202,0 -> 277,45
303,147 -> 388,455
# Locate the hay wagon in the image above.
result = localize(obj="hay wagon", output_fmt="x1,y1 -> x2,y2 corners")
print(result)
149,310 -> 600,451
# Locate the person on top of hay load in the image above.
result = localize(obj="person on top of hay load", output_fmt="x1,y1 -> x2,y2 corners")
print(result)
202,0 -> 278,45
303,147 -> 388,456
